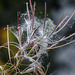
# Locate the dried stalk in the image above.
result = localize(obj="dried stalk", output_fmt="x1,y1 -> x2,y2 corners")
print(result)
26,2 -> 30,20
29,0 -> 35,30
56,16 -> 68,29
19,27 -> 22,54
55,10 -> 75,34
47,40 -> 75,50
7,25 -> 11,61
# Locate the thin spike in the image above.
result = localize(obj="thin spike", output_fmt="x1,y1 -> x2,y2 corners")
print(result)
48,14 -> 64,37
29,0 -> 33,14
47,40 -> 75,50
55,10 -> 75,34
29,24 -> 41,42
56,16 -> 68,29
7,25 -> 11,61
26,2 -> 30,20
19,27 -> 22,54
29,0 -> 35,30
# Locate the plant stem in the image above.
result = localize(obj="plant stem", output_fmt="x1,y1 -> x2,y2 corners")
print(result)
7,25 -> 11,62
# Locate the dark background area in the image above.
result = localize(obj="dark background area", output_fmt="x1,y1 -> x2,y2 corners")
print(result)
0,0 -> 75,27
0,0 -> 63,27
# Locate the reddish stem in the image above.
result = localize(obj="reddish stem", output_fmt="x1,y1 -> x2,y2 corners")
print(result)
29,0 -> 35,30
26,3 -> 30,20
29,25 -> 41,42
